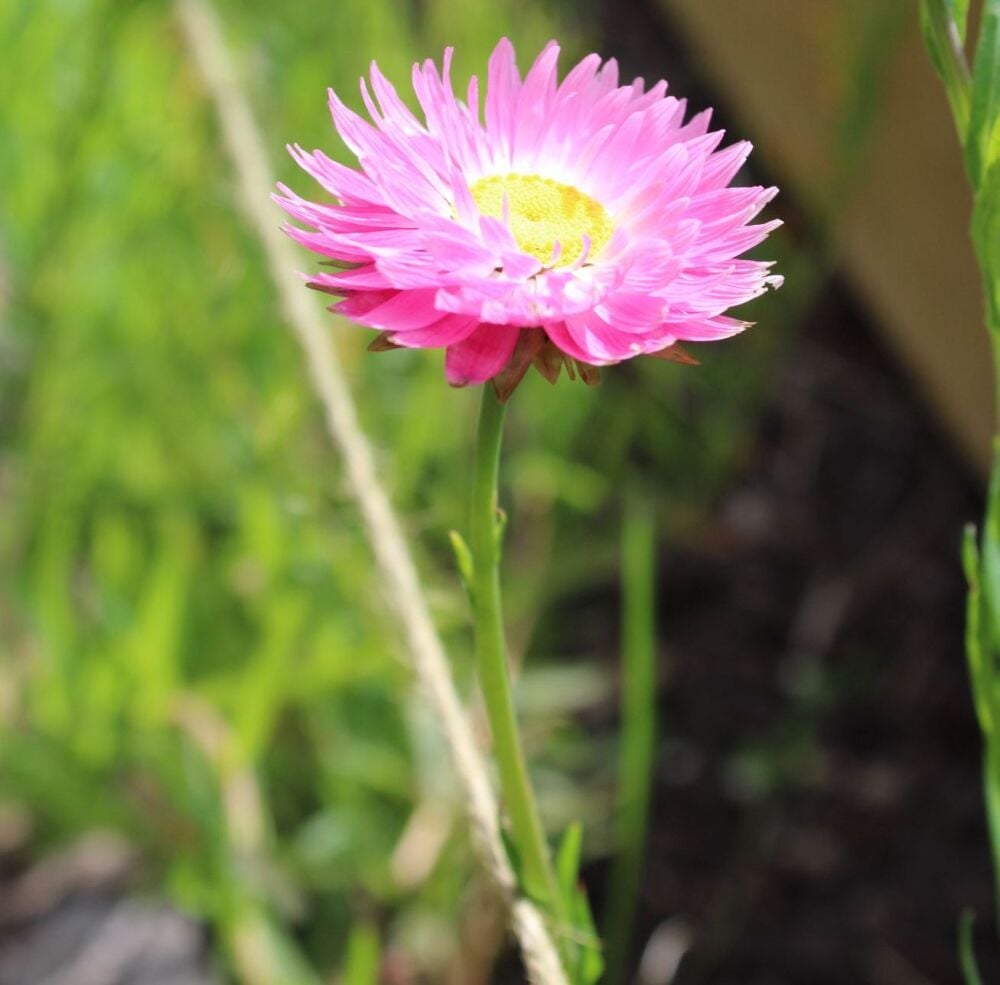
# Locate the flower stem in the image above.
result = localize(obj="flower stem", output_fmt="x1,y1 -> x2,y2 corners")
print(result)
469,385 -> 562,918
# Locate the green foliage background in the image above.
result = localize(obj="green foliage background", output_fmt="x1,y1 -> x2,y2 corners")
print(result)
0,0 -> 793,979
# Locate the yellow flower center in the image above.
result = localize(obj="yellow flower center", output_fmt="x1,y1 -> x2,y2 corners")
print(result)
469,173 -> 614,268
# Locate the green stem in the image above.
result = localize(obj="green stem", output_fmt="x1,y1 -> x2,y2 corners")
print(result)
602,490 -> 657,985
469,385 -> 564,922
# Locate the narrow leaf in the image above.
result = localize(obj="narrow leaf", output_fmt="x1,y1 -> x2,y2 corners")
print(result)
920,0 -> 972,140
959,910 -> 984,985
343,923 -> 380,985
985,743 -> 1000,889
553,823 -> 605,985
981,443 -> 1000,650
448,529 -> 474,588
493,506 -> 507,552
953,0 -> 971,44
962,524 -> 993,734
555,821 -> 583,900
569,887 -> 605,985
967,0 -> 1000,183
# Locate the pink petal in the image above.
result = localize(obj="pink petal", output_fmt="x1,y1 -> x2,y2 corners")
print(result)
513,41 -> 560,165
667,314 -> 750,341
309,265 -> 393,292
485,38 -> 521,168
392,314 -> 481,348
335,288 -> 442,331
445,323 -> 521,385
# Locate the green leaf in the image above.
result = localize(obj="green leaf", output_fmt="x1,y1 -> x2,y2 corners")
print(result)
963,521 -> 981,584
921,0 -> 972,138
448,529 -> 474,589
985,742 -> 1000,880
973,158 -> 1000,332
555,821 -> 583,900
962,524 -> 994,734
967,0 -> 1000,184
952,0 -> 971,43
553,823 -> 604,985
568,887 -> 604,985
499,826 -> 541,903
921,2 -> 947,81
343,923 -> 381,985
959,910 -> 984,985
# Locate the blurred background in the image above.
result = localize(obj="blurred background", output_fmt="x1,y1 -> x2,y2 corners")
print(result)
0,0 -> 996,982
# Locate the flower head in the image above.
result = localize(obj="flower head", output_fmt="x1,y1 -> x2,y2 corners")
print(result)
277,39 -> 782,394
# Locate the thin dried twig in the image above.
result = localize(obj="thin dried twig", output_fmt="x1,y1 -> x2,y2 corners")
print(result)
173,2 -> 568,981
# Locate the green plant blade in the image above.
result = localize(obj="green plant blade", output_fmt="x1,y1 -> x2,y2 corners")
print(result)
921,0 -> 972,139
959,909 -> 984,985
968,0 -> 1000,183
343,923 -> 381,985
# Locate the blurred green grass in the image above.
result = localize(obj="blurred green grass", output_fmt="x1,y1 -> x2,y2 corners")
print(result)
0,0 -> 797,979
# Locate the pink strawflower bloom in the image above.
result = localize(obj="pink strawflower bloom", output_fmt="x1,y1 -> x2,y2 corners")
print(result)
277,39 -> 782,393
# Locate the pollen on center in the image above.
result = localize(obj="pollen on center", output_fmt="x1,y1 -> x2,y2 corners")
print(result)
469,173 -> 613,269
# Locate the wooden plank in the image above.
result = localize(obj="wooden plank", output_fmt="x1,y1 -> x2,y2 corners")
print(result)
660,0 -> 993,470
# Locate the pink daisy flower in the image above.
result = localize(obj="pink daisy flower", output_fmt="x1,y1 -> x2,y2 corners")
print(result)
276,39 -> 782,395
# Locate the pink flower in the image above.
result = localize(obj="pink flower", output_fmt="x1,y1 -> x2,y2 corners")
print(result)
277,39 -> 782,394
